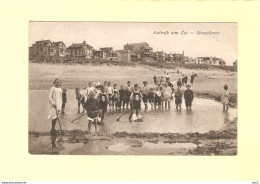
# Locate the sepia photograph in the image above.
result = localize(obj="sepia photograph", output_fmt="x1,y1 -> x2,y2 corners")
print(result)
28,22 -> 237,155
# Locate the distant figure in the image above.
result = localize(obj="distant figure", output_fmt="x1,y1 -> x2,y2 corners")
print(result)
184,75 -> 188,86
61,88 -> 67,114
182,77 -> 185,86
191,73 -> 195,86
174,87 -> 182,109
160,76 -> 165,86
84,91 -> 100,133
153,75 -> 157,85
166,73 -> 170,82
177,78 -> 182,88
75,88 -> 85,114
129,84 -> 143,122
221,84 -> 230,111
184,84 -> 193,109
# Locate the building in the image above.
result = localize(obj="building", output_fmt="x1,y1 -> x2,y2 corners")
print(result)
115,50 -> 131,62
29,40 -> 67,57
195,57 -> 226,65
29,40 -> 52,57
154,51 -> 166,62
100,47 -> 117,60
67,41 -> 93,58
124,42 -> 153,59
53,41 -> 66,57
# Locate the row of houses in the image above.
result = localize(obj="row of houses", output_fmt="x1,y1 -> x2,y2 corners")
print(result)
29,40 -> 226,65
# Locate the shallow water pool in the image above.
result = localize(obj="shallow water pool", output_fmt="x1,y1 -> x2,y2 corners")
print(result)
29,90 -> 237,134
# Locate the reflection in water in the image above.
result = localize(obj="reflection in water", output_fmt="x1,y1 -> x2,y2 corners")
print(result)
222,110 -> 230,124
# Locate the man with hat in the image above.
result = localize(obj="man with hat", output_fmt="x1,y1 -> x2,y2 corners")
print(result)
184,84 -> 194,109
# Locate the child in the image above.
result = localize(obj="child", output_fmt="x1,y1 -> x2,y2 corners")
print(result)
97,85 -> 108,125
190,73 -> 195,86
184,75 -> 188,86
129,84 -> 143,122
221,84 -> 230,110
163,82 -> 172,109
119,85 -> 127,111
182,76 -> 185,86
61,88 -> 67,114
148,88 -> 155,110
103,81 -> 108,92
113,84 -> 120,111
107,81 -> 114,111
159,85 -> 164,108
177,78 -> 182,88
174,87 -> 182,109
126,81 -> 133,109
48,78 -> 62,137
85,82 -> 95,101
184,84 -> 193,109
155,86 -> 162,109
153,75 -> 157,85
141,81 -> 149,111
84,91 -> 100,133
160,76 -> 165,86
75,88 -> 85,114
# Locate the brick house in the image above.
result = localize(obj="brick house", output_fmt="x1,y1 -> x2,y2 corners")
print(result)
124,42 -> 153,59
29,40 -> 67,57
67,41 -> 93,58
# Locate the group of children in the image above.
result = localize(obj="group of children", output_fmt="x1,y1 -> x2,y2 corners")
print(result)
49,75 -> 230,135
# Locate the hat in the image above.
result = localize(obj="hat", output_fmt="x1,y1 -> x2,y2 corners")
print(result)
186,84 -> 191,87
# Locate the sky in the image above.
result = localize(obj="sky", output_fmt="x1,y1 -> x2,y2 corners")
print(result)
29,22 -> 237,65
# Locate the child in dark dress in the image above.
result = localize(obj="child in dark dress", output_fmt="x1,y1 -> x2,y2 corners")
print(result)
148,88 -> 155,110
97,85 -> 108,125
177,78 -> 182,88
184,84 -> 193,109
119,85 -> 127,111
61,88 -> 67,114
175,87 -> 182,109
84,91 -> 100,133
75,88 -> 85,114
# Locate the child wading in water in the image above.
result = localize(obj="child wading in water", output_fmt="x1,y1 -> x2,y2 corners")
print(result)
84,91 -> 100,133
129,84 -> 143,122
155,86 -> 162,109
126,81 -> 133,110
141,81 -> 149,111
75,88 -> 85,114
61,88 -> 67,114
148,88 -> 155,110
184,84 -> 193,109
175,87 -> 182,109
107,81 -> 114,111
221,84 -> 230,111
48,78 -> 62,137
113,84 -> 120,111
119,85 -> 127,111
163,82 -> 172,109
97,85 -> 108,125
